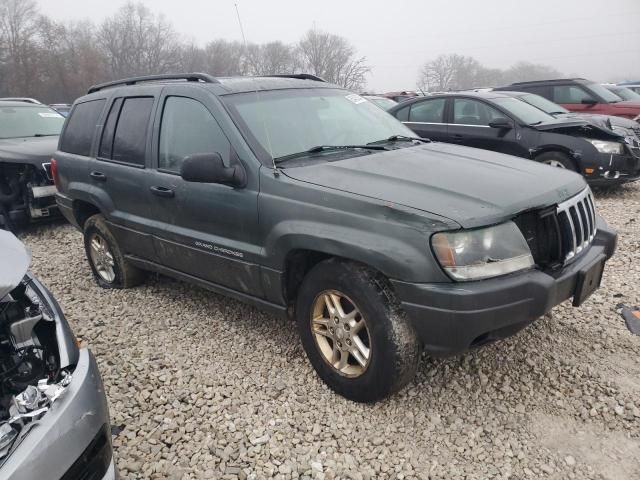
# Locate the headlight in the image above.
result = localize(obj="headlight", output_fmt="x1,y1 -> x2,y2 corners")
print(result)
431,222 -> 534,281
584,139 -> 624,154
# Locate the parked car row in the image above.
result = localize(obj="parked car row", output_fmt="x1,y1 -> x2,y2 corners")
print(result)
47,73 -> 617,404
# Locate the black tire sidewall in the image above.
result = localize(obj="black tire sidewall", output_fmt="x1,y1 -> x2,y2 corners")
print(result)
296,260 -> 417,402
83,216 -> 126,289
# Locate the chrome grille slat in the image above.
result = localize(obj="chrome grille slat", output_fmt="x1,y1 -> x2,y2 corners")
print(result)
556,187 -> 597,264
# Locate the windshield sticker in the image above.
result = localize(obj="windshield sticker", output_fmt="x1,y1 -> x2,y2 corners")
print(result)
345,94 -> 366,105
38,112 -> 62,118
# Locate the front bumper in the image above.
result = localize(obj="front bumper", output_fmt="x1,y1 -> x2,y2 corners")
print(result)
584,151 -> 640,186
393,218 -> 617,356
0,350 -> 116,480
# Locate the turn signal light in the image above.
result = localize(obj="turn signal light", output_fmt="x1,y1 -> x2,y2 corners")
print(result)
585,168 -> 595,174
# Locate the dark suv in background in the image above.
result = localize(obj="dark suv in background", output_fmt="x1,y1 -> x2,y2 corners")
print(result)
495,78 -> 640,121
53,73 -> 616,402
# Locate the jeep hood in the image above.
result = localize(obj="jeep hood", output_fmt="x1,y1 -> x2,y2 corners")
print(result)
0,136 -> 59,166
283,143 -> 587,229
0,230 -> 31,299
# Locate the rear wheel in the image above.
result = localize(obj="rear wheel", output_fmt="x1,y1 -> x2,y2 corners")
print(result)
536,151 -> 576,171
83,214 -> 145,289
296,259 -> 420,402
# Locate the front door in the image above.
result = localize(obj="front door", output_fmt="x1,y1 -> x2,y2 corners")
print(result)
145,87 -> 262,296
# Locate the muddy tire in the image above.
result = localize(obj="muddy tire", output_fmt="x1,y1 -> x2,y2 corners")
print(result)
83,214 -> 145,289
536,151 -> 577,171
295,259 -> 420,402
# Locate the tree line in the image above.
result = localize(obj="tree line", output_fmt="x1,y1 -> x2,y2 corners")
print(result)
0,0 -> 370,103
0,0 -> 565,103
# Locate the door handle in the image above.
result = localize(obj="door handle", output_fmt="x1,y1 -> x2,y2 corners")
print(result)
452,134 -> 465,139
89,171 -> 107,181
149,186 -> 175,198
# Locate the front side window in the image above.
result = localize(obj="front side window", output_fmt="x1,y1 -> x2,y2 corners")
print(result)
223,88 -> 416,160
158,96 -> 230,172
452,98 -> 502,126
409,99 -> 446,123
553,86 -> 594,104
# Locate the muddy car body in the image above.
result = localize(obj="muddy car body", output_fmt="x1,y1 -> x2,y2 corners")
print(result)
54,74 -> 617,402
0,230 -> 116,479
0,101 -> 65,230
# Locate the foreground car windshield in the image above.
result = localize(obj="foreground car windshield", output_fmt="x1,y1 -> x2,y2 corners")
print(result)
224,88 -> 416,160
519,93 -> 569,115
0,105 -> 65,139
491,97 -> 556,125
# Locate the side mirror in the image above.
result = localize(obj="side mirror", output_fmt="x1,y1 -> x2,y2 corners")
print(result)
180,153 -> 246,187
581,98 -> 597,106
488,118 -> 513,129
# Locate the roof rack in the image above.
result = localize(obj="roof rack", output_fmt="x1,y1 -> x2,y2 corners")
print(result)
510,78 -> 586,86
87,73 -> 220,94
0,97 -> 42,104
265,74 -> 326,82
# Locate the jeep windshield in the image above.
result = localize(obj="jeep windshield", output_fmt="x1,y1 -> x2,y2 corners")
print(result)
223,88 -> 417,163
0,105 -> 65,139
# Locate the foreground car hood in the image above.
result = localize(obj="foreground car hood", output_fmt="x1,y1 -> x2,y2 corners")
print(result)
283,143 -> 586,228
0,136 -> 58,166
0,230 -> 30,299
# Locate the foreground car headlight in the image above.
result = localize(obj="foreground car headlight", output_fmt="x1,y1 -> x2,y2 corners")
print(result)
431,222 -> 534,281
584,139 -> 624,154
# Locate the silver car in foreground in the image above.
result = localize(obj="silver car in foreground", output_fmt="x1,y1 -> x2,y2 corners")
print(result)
0,230 -> 116,479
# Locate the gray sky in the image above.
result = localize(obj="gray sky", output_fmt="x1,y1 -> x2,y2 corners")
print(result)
36,0 -> 640,92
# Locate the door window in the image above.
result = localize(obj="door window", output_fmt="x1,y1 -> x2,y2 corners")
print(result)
552,86 -> 594,104
60,99 -> 106,156
394,105 -> 410,122
408,99 -> 446,123
98,97 -> 153,166
158,96 -> 230,173
452,99 -> 502,126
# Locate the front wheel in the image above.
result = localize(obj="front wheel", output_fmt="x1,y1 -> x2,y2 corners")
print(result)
536,151 -> 577,171
295,259 -> 420,402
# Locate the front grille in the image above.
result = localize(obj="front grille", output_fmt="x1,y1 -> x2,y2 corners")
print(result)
60,424 -> 112,480
514,187 -> 597,270
556,187 -> 596,263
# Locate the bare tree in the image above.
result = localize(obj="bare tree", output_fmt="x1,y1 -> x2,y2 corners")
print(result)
202,39 -> 247,76
298,29 -> 369,90
417,54 -> 480,92
0,0 -> 40,96
246,41 -> 297,75
503,61 -> 562,84
97,2 -> 181,79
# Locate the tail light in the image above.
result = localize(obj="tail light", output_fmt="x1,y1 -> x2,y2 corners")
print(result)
50,158 -> 60,187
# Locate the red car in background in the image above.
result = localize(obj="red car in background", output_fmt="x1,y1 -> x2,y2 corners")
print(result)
495,78 -> 640,122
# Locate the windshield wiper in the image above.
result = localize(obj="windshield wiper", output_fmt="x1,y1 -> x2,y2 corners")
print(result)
367,134 -> 430,145
529,121 -> 543,126
33,133 -> 58,137
274,145 -> 388,164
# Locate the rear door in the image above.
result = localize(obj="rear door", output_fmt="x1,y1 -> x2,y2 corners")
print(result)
447,97 -> 520,155
88,90 -> 159,262
144,86 -> 262,296
397,98 -> 448,141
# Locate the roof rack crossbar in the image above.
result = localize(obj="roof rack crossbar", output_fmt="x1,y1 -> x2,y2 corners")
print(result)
87,73 -> 219,94
510,78 -> 586,86
264,74 -> 326,82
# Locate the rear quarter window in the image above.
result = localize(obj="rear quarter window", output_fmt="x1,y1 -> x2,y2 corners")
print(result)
59,99 -> 106,156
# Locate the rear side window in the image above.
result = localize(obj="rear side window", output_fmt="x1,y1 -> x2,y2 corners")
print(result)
409,99 -> 446,123
158,96 -> 230,172
60,99 -> 105,156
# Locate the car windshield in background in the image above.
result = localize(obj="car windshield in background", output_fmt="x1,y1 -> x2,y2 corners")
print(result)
519,93 -> 569,115
0,105 -> 65,139
607,87 -> 640,101
368,97 -> 398,110
491,97 -> 555,125
224,89 -> 416,160
586,83 -> 623,103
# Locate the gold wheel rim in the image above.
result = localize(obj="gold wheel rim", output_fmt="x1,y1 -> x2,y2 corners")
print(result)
310,290 -> 371,378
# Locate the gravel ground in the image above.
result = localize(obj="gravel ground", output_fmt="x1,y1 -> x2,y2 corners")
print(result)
19,183 -> 640,480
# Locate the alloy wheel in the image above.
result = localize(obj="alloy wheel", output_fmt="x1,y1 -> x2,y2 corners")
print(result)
543,159 -> 567,169
310,290 -> 372,377
89,233 -> 116,283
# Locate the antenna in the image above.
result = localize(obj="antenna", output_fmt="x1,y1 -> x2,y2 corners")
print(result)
233,2 -> 279,176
